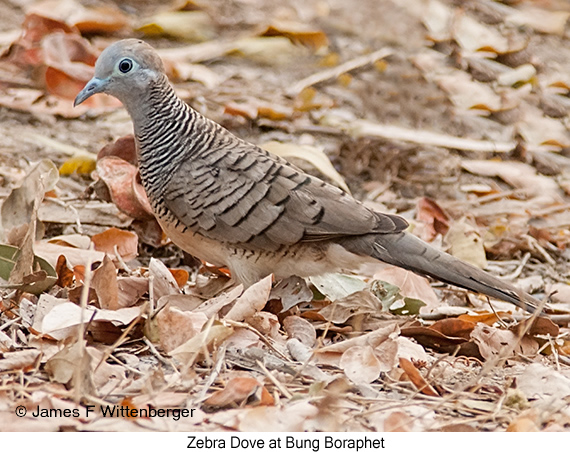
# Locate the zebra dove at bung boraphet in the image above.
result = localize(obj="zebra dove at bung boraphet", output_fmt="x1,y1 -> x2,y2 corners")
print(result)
75,39 -> 542,314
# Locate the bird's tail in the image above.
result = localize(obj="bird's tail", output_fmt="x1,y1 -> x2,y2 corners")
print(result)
362,232 -> 541,313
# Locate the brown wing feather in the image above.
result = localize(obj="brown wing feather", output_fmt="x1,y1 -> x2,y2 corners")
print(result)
163,142 -> 408,251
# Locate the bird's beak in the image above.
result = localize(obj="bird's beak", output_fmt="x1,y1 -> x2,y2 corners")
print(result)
74,77 -> 108,106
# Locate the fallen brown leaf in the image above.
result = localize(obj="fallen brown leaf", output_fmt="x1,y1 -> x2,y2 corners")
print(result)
224,275 -> 272,322
399,357 -> 439,397
203,377 -> 274,408
91,255 -> 119,310
91,228 -> 138,262
156,306 -> 207,353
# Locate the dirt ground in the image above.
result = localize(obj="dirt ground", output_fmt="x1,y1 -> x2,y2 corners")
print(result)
0,0 -> 569,433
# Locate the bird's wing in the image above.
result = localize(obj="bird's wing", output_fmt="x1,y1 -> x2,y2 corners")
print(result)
162,142 -> 408,251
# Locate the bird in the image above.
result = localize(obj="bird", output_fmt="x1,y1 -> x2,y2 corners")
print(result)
75,39 -> 542,313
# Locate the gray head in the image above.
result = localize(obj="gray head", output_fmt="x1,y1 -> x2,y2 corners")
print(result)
74,39 -> 166,107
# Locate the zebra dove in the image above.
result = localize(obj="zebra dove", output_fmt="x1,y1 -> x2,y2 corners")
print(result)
75,39 -> 542,313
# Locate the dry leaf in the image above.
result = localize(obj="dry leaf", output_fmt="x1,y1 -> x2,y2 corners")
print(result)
169,268 -> 189,288
1,159 -> 58,236
137,11 -> 215,42
269,276 -> 313,312
283,316 -> 316,347
44,340 -> 93,394
156,306 -> 207,353
149,258 -> 181,300
416,197 -> 450,241
261,21 -> 328,50
373,267 -> 439,312
339,346 -> 382,384
399,357 -> 439,397
517,363 -> 570,400
309,273 -> 367,301
91,255 -> 119,310
457,311 -> 510,326
117,276 -> 148,308
396,336 -> 429,362
401,322 -> 478,357
41,33 -> 96,99
224,275 -> 272,321
506,7 -> 570,35
246,311 -> 279,338
28,0 -> 129,33
401,0 -> 516,53
91,228 -> 138,262
316,323 -> 398,355
169,324 -> 234,361
319,290 -> 382,323
95,157 -> 154,220
224,328 -> 262,350
470,323 -> 538,360
462,159 -> 561,200
446,219 -> 488,269
374,336 -> 400,373
497,64 -> 536,87
518,105 -> 570,149
39,302 -> 140,340
384,411 -> 415,432
203,377 -> 274,408
59,154 -> 96,176
233,37 -> 307,66
194,285 -> 243,318
437,71 -> 503,112
0,350 -> 41,372
507,413 -> 540,432
97,135 -> 137,165
286,338 -> 312,362
170,62 -> 224,88
35,241 -> 105,269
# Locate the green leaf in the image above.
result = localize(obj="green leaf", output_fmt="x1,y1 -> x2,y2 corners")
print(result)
390,297 -> 426,316
0,244 -> 57,294
370,280 -> 426,315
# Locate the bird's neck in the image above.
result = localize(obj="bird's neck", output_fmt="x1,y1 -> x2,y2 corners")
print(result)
125,76 -> 214,195
125,76 -> 189,142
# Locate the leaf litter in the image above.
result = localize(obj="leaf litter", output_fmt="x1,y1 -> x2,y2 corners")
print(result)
1,0 -> 570,433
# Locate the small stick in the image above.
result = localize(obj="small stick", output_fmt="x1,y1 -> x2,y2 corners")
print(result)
257,359 -> 293,399
286,48 -> 393,97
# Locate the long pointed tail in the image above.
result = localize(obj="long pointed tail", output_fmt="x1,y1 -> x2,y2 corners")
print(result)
364,232 -> 541,313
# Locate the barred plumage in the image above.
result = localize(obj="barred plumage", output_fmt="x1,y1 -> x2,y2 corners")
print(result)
74,39 -> 545,313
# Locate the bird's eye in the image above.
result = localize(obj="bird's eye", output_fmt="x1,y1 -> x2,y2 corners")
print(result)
118,58 -> 133,73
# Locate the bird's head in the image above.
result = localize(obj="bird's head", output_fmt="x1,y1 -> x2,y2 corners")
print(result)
74,39 -> 165,107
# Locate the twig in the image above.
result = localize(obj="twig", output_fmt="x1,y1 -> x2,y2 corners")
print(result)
344,120 -> 517,152
142,337 -> 179,373
495,252 -> 531,281
423,295 -> 550,430
464,189 -> 521,206
94,303 -> 147,373
43,197 -> 83,234
222,319 -> 291,362
511,313 -> 570,325
74,243 -> 94,403
196,345 -> 226,402
113,245 -> 131,273
548,336 -> 561,372
256,359 -> 293,399
106,354 -> 144,376
286,47 -> 393,97
525,235 -> 557,266
0,316 -> 20,332
487,297 -> 509,329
